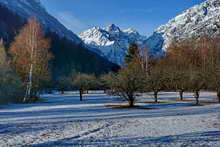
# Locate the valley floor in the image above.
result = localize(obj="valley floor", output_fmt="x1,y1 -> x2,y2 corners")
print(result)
0,91 -> 220,147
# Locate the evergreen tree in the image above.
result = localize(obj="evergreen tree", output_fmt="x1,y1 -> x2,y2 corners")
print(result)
125,42 -> 139,65
0,39 -> 7,66
0,41 -> 23,104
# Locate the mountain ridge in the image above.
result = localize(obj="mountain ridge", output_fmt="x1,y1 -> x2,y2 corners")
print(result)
145,0 -> 220,55
79,24 -> 147,66
0,0 -> 82,44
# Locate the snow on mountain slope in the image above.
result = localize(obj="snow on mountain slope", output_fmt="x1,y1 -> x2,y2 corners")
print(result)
145,0 -> 220,55
79,24 -> 147,66
0,0 -> 82,44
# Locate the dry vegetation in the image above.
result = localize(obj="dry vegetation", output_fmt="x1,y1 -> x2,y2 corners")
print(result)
104,35 -> 220,107
1,17 -> 220,108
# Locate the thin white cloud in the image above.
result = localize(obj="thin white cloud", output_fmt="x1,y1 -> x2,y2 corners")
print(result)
55,11 -> 87,34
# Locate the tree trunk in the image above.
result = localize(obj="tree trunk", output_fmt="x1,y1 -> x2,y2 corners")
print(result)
32,91 -> 38,102
194,91 -> 200,105
24,63 -> 33,102
129,97 -> 134,107
154,91 -> 158,103
80,89 -> 83,101
217,90 -> 220,103
24,29 -> 35,103
179,90 -> 184,101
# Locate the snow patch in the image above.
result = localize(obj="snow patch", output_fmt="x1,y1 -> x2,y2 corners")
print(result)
79,24 -> 147,66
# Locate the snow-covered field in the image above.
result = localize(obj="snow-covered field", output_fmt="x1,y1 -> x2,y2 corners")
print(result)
0,91 -> 220,147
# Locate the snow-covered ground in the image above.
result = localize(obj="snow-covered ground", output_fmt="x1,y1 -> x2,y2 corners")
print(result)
0,92 -> 220,146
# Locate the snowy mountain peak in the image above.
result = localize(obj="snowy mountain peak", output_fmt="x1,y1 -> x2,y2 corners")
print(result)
79,25 -> 146,66
145,0 -> 220,55
104,24 -> 121,33
123,28 -> 139,35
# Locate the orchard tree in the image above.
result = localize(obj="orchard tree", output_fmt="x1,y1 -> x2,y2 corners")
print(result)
188,69 -> 206,105
57,76 -> 71,94
72,73 -> 96,101
145,60 -> 166,103
170,70 -> 189,100
206,67 -> 220,102
10,17 -> 52,102
165,40 -> 192,100
99,73 -> 116,93
200,36 -> 220,102
111,59 -> 146,107
188,35 -> 220,104
162,65 -> 190,100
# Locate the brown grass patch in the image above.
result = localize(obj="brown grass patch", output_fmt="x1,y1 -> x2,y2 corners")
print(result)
105,104 -> 154,109
199,100 -> 220,103
173,99 -> 220,103
140,100 -> 174,104
140,99 -> 220,104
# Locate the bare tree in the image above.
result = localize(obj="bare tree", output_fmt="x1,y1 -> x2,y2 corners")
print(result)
111,59 -> 146,107
165,36 -> 214,103
72,73 -> 96,101
164,67 -> 190,100
206,66 -> 220,102
145,60 -> 166,103
138,46 -> 149,73
188,69 -> 206,105
10,17 -> 52,102
191,35 -> 220,104
199,36 -> 220,102
165,40 -> 193,100
57,76 -> 71,94
100,73 -> 116,93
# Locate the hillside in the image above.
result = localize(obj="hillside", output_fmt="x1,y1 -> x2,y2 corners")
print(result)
145,0 -> 220,55
0,0 -> 119,80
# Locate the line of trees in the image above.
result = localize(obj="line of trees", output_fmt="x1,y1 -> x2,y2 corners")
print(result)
102,35 -> 220,107
164,35 -> 220,104
57,73 -> 100,101
52,35 -> 220,107
56,36 -> 220,106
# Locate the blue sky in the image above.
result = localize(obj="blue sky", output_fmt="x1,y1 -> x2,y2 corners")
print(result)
41,0 -> 205,36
